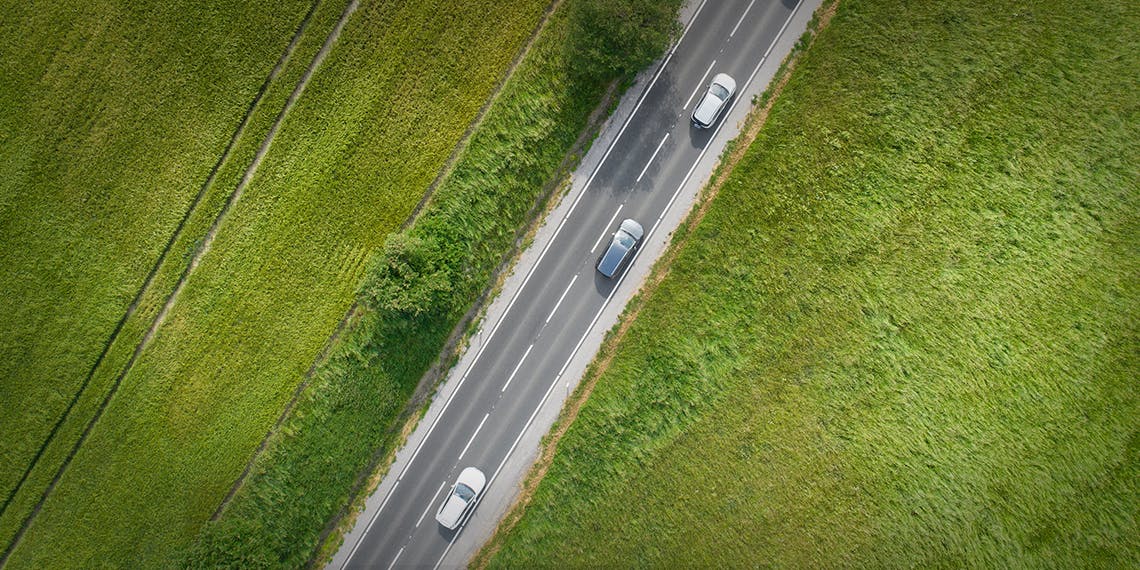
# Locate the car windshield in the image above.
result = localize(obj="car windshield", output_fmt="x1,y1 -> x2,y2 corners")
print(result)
710,84 -> 729,99
616,231 -> 636,248
455,483 -> 475,501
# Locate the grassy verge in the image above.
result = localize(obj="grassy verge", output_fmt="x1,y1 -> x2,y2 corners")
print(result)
2,0 -> 552,567
0,0 -> 314,521
485,0 -> 1139,566
184,0 -> 681,566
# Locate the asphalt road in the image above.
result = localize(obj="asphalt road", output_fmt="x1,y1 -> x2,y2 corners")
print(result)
337,1 -> 804,567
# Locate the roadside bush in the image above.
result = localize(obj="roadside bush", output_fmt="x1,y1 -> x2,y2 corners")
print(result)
568,0 -> 683,78
360,233 -> 453,317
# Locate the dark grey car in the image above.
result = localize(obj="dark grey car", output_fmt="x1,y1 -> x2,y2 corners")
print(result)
596,219 -> 644,279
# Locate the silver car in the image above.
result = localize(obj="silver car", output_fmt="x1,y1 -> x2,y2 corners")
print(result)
691,73 -> 736,128
435,467 -> 486,530
596,219 -> 644,279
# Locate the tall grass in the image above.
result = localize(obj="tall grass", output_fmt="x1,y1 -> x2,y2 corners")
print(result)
185,0 -> 681,566
486,0 -> 1139,566
1,0 -> 550,567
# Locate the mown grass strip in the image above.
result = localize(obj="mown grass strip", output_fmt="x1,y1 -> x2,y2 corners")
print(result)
2,0 -> 554,568
184,0 -> 682,567
0,0 -> 319,550
486,0 -> 1139,566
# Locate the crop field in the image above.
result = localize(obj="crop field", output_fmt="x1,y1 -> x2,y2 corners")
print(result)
1,0 -> 549,567
484,0 -> 1139,567
0,0 -> 315,550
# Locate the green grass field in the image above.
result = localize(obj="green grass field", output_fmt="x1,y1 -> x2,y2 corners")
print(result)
485,0 -> 1139,566
1,0 -> 549,567
0,0 -> 313,516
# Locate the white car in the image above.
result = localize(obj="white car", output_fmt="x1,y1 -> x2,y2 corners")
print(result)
435,467 -> 486,530
691,73 -> 736,128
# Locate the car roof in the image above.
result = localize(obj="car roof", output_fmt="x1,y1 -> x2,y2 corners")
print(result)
693,91 -> 725,126
436,492 -> 468,528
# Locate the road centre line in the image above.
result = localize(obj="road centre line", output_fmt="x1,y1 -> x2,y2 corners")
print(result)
483,227 -> 635,511
546,275 -> 579,324
345,2 -> 714,568
457,413 -> 490,462
683,59 -> 717,110
386,547 -> 404,570
493,0 -> 708,328
435,3 -> 821,568
656,0 -> 804,239
436,2 -> 804,567
452,274 -> 626,570
415,481 -> 448,528
591,204 -> 624,254
730,0 -> 757,37
636,133 -> 670,183
502,344 -> 534,393
462,4 -> 807,564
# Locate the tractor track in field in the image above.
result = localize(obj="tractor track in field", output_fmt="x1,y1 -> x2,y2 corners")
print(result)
0,0 -> 360,562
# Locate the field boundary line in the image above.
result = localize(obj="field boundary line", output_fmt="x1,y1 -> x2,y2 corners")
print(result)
0,0 -> 360,563
469,1 -> 841,566
207,0 -> 565,529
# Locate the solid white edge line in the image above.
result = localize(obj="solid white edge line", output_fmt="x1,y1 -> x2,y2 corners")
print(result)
457,413 -> 490,462
415,480 -> 449,529
342,478 -> 398,567
729,0 -> 757,38
545,275 -> 579,324
590,204 -> 624,254
501,343 -> 534,393
442,216 -> 639,570
636,133 -> 670,183
683,59 -> 717,111
656,0 -> 804,234
432,533 -> 460,570
350,2 -> 718,568
385,547 -> 404,570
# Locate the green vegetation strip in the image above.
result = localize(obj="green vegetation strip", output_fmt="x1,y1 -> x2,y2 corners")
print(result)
0,0 -> 314,527
3,0 -> 553,567
487,0 -> 1139,566
184,0 -> 682,566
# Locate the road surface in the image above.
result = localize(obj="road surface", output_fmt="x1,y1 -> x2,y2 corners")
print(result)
333,0 -> 815,567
